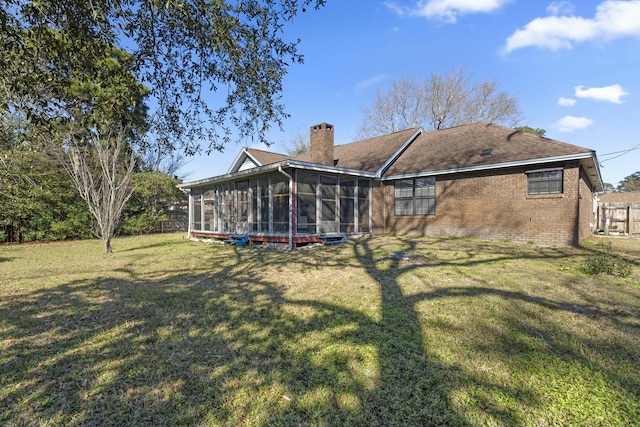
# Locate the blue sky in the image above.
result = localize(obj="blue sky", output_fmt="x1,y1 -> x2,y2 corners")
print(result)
184,0 -> 640,188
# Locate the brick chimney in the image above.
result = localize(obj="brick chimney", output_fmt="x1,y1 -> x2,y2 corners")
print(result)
310,123 -> 334,166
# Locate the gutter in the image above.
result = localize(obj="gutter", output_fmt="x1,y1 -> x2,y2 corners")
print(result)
178,160 -> 375,190
382,152 -> 600,181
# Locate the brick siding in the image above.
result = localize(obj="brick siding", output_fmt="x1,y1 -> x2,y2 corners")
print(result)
372,161 -> 591,246
578,167 -> 596,242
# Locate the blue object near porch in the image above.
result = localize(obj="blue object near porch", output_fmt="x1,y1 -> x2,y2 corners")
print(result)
224,234 -> 250,246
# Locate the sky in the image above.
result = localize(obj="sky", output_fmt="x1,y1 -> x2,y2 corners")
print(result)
183,0 -> 640,188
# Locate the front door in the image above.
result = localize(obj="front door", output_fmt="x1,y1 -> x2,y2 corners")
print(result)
320,176 -> 338,233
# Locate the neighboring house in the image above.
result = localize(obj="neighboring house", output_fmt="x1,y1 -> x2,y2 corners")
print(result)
178,122 -> 603,248
595,191 -> 640,235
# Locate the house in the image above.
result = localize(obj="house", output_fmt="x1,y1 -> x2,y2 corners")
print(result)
178,122 -> 603,248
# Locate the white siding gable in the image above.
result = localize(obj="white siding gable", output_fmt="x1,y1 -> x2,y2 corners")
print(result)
238,157 -> 259,171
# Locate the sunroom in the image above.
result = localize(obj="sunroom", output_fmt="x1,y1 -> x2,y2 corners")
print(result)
181,161 -> 372,249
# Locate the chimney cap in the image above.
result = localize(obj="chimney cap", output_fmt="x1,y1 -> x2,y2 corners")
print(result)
312,123 -> 333,131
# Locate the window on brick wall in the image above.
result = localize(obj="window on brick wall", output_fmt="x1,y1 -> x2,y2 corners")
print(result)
527,169 -> 563,195
394,177 -> 435,216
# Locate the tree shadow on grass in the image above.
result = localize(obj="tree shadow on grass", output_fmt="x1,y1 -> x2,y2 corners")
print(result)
350,235 -> 640,425
3,246 -> 463,425
0,236 -> 638,426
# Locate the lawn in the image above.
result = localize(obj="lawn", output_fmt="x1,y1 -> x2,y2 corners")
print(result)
1,233 -> 639,426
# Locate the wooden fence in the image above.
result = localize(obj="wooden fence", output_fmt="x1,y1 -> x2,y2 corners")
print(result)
152,205 -> 188,233
596,202 -> 640,235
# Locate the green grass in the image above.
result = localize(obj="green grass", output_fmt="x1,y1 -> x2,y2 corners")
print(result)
1,233 -> 639,426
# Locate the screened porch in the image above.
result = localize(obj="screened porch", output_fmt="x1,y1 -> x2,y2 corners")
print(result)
187,169 -> 371,246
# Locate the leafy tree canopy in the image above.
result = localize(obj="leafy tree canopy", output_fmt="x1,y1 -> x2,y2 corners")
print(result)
515,126 -> 546,137
122,170 -> 184,234
1,25 -> 149,148
617,171 -> 640,192
0,145 -> 93,242
1,0 -> 325,154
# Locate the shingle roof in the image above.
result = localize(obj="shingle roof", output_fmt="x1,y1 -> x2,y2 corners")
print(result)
249,124 -> 596,178
245,148 -> 292,166
294,127 -> 420,172
384,122 -> 595,177
182,122 -> 601,191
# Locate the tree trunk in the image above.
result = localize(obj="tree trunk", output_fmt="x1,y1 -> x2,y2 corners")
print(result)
104,237 -> 112,253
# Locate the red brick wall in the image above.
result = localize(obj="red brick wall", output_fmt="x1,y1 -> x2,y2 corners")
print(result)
578,167 -> 596,242
310,123 -> 334,166
372,162 -> 592,246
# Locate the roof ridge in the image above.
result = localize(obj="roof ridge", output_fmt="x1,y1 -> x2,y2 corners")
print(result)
245,146 -> 289,157
338,126 -> 421,146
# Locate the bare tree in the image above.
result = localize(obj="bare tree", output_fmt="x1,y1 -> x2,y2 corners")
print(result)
138,144 -> 191,180
283,128 -> 310,156
64,128 -> 136,253
356,76 -> 425,137
463,80 -> 522,126
355,68 -> 523,139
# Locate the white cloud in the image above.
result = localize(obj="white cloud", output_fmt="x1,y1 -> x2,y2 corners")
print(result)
384,1 -> 407,16
386,0 -> 511,23
574,84 -> 629,103
355,74 -> 389,91
503,1 -> 640,53
558,97 -> 577,106
547,1 -> 575,16
553,115 -> 594,132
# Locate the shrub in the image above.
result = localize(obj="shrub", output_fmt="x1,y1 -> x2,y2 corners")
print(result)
122,212 -> 167,235
583,246 -> 633,278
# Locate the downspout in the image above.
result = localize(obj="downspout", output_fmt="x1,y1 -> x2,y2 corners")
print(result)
278,166 -> 294,250
381,181 -> 387,234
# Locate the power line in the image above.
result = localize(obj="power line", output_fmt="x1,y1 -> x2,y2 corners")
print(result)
599,143 -> 640,163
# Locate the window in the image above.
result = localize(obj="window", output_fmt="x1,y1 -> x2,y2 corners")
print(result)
394,178 -> 435,216
320,176 -> 338,233
222,187 -> 233,232
296,172 -> 317,234
340,180 -> 355,233
528,169 -> 563,195
191,189 -> 202,230
357,179 -> 371,232
272,175 -> 289,233
250,179 -> 259,232
260,177 -> 270,233
236,181 -> 249,233
203,189 -> 215,231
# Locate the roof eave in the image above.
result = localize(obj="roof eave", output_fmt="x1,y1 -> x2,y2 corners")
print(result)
287,160 -> 376,178
177,160 -> 376,190
179,161 -> 288,189
382,152 -> 604,191
580,153 -> 604,192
